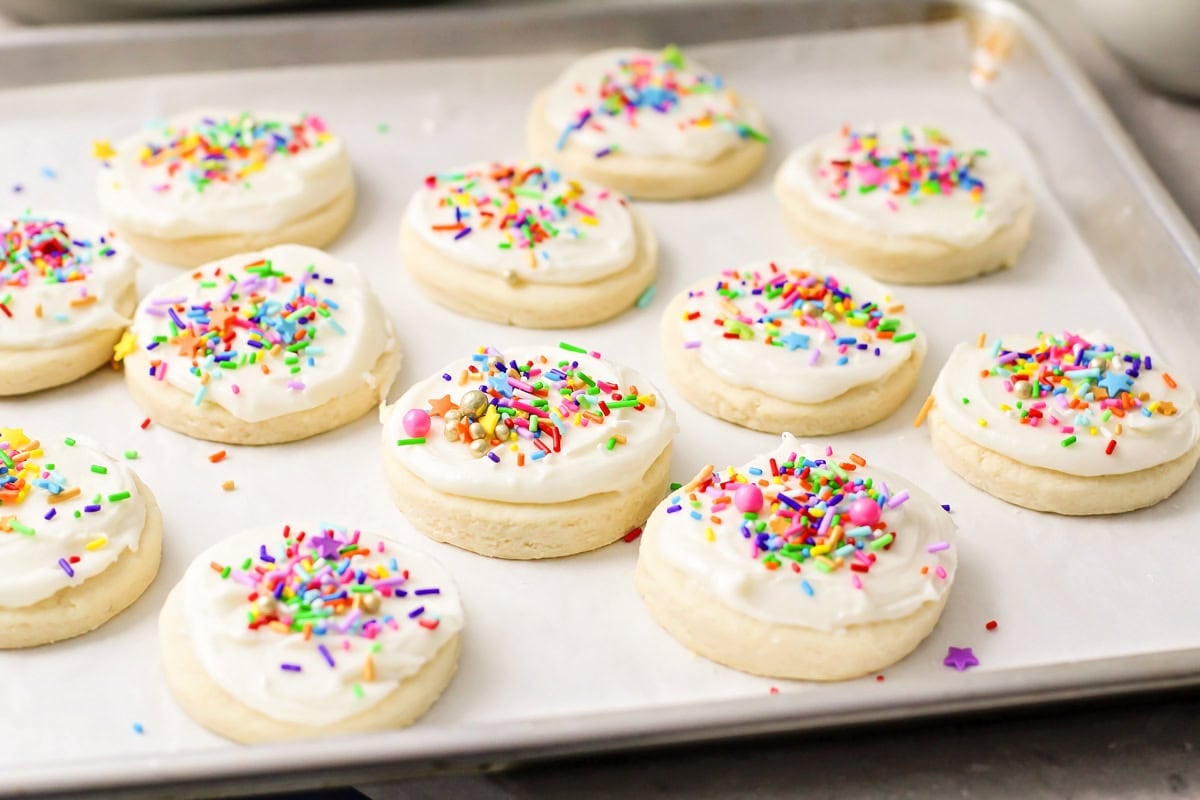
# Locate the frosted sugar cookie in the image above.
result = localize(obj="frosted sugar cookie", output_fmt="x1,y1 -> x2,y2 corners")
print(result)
122,244 -> 398,445
928,330 -> 1200,514
662,255 -> 925,434
400,161 -> 656,327
0,428 -> 162,649
775,123 -> 1032,284
0,211 -> 137,395
528,46 -> 768,200
159,523 -> 463,742
636,436 -> 956,681
96,110 -> 354,267
382,342 -> 677,559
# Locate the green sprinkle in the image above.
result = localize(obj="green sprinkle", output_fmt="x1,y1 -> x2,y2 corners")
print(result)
670,482 -> 682,491
893,332 -> 918,343
635,285 -> 656,309
395,437 -> 426,446
10,521 -> 35,536
220,566 -> 232,579
107,491 -> 131,502
1061,435 -> 1077,447
869,533 -> 895,551
64,437 -> 76,447
558,341 -> 587,354
90,465 -> 107,475
352,683 -> 364,699
123,450 -> 138,460
606,437 -> 617,451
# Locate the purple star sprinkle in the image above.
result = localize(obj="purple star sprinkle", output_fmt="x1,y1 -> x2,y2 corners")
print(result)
943,646 -> 979,672
311,534 -> 343,560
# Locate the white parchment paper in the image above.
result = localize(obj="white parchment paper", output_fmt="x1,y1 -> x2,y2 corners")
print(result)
0,19 -> 1195,782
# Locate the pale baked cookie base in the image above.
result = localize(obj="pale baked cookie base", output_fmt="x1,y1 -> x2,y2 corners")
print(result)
929,407 -> 1200,515
526,90 -> 768,201
158,585 -> 461,743
124,345 -> 400,446
112,185 -> 356,268
635,514 -> 948,681
0,476 -> 163,649
660,289 -> 923,434
399,207 -> 658,328
384,445 -> 672,559
0,286 -> 137,396
774,177 -> 1034,285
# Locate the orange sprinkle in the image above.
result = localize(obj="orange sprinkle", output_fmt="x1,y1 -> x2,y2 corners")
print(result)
517,453 -> 525,467
69,295 -> 97,307
363,654 -> 376,682
303,623 -> 313,641
208,450 -> 227,463
683,464 -> 714,492
976,332 -> 987,348
221,480 -> 236,491
849,453 -> 866,467
46,486 -> 82,504
34,304 -> 42,318
1164,373 -> 1178,389
209,561 -> 224,573
913,395 -> 935,428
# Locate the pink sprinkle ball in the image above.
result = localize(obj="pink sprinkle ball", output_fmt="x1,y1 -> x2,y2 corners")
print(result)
734,484 -> 764,513
847,497 -> 881,526
402,409 -> 431,438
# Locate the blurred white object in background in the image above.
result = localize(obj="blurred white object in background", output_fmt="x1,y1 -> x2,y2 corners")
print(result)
0,0 -> 320,23
1077,0 -> 1200,98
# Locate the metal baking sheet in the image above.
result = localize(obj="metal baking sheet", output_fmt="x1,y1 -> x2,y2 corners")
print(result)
2,1 -> 1200,796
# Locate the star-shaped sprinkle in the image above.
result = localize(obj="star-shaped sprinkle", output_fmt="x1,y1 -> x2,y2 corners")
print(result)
113,331 -> 137,362
1098,370 -> 1134,397
779,332 -> 811,351
310,534 -> 343,560
943,646 -> 979,671
172,331 -> 203,358
428,394 -> 458,417
91,139 -> 117,160
206,304 -> 239,332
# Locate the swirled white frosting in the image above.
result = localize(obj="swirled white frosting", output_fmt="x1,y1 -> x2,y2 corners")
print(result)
933,331 -> 1200,476
405,161 -> 636,285
776,122 -> 1027,246
0,429 -> 148,609
677,257 -> 925,403
181,523 -> 463,725
384,344 -> 677,503
0,211 -> 136,349
648,435 -> 956,630
125,244 -> 394,423
96,109 -> 352,239
543,47 -> 766,163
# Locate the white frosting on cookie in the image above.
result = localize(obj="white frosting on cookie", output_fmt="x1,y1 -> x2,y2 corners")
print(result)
181,523 -> 463,726
96,109 -> 352,239
384,344 -> 677,503
125,244 -> 394,423
543,47 -> 766,163
0,429 -> 148,609
649,435 -> 956,630
405,161 -> 636,285
777,122 -> 1027,246
934,331 -> 1200,476
677,257 -> 925,403
0,211 -> 136,349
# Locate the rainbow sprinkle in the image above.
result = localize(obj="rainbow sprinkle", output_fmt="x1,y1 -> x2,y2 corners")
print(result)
130,257 -> 348,401
423,162 -> 622,269
982,331 -> 1178,456
213,525 -> 442,678
820,125 -> 988,210
556,45 -> 767,154
127,112 -> 332,194
412,343 -> 656,463
1,214 -> 121,319
665,446 -> 947,586
682,262 -> 916,360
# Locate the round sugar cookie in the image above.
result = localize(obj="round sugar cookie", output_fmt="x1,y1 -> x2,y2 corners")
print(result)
0,428 -> 162,649
527,46 -> 768,201
381,343 -> 677,559
0,211 -> 137,396
96,109 -> 355,267
399,161 -> 657,327
929,330 -> 1200,514
122,244 -> 399,445
662,255 -> 925,434
159,523 -> 463,743
774,122 -> 1033,284
636,435 -> 957,681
